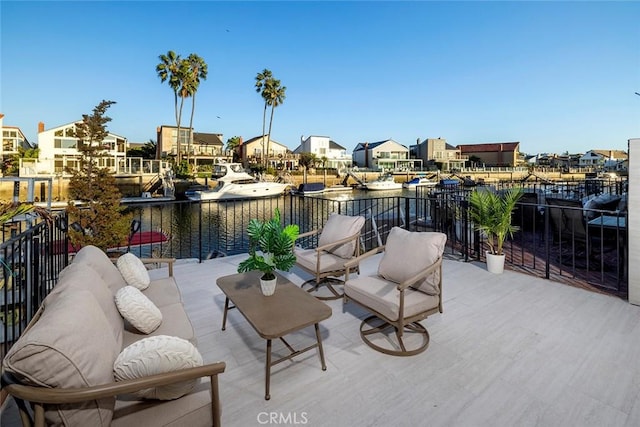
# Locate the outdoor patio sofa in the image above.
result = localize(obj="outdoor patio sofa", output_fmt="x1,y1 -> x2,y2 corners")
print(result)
1,245 -> 226,427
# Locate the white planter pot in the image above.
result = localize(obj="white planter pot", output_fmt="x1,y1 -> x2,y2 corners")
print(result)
486,251 -> 505,274
260,276 -> 277,296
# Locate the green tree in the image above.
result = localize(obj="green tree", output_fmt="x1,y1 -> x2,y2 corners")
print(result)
156,50 -> 187,164
66,100 -> 131,252
127,139 -> 157,159
184,53 -> 208,163
299,152 -> 318,170
263,75 -> 286,167
255,69 -> 273,164
226,136 -> 242,162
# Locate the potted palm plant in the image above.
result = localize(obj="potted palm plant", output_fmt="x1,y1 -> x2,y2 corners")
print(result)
468,187 -> 524,274
237,208 -> 299,296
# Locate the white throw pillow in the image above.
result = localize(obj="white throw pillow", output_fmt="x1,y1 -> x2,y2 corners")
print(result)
115,286 -> 162,334
113,335 -> 203,400
116,253 -> 150,290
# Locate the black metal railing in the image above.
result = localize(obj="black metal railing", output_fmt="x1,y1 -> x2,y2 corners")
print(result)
1,190 -> 628,356
1,215 -> 69,359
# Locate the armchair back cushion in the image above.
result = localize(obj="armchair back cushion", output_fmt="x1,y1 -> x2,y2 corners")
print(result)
378,227 -> 447,295
318,213 -> 365,258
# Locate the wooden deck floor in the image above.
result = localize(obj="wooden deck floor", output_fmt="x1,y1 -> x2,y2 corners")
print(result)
3,254 -> 640,426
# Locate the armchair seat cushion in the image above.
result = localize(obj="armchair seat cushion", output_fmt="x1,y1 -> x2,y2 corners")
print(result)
345,275 -> 440,321
294,248 -> 347,275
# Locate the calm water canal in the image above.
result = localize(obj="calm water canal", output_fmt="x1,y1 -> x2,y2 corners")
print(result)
124,188 -> 427,260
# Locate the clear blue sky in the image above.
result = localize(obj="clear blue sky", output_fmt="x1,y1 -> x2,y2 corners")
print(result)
2,1 -> 639,155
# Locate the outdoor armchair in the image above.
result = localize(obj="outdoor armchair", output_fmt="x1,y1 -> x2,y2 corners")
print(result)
343,227 -> 447,356
294,213 -> 366,300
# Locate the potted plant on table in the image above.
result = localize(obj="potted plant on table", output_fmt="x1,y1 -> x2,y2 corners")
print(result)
237,208 -> 299,296
468,187 -> 523,274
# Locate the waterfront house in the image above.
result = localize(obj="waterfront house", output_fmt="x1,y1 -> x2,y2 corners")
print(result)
457,142 -> 521,167
156,125 -> 227,165
238,135 -> 296,169
0,114 -> 33,169
352,139 -> 412,171
33,121 -> 127,175
293,135 -> 352,170
580,149 -> 628,171
410,137 -> 468,172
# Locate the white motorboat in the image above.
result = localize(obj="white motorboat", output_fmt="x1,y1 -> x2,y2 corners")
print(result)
186,163 -> 290,201
363,174 -> 403,191
402,176 -> 438,189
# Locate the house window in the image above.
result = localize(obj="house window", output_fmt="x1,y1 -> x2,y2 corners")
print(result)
170,129 -> 190,144
54,138 -> 77,149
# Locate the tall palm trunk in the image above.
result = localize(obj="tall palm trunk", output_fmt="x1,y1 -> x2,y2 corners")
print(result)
266,105 -> 276,169
188,94 -> 196,164
261,102 -> 268,167
177,96 -> 186,164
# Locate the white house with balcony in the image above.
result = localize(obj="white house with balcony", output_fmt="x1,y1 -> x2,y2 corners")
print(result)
24,121 -> 127,175
293,135 -> 352,170
0,113 -> 32,163
352,139 -> 413,171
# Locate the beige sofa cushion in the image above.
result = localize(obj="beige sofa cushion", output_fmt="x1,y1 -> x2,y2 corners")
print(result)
52,262 -> 124,345
115,286 -> 163,334
112,379 -> 213,427
123,303 -> 196,348
318,214 -> 365,258
2,288 -> 119,426
117,253 -> 151,290
345,275 -> 440,321
378,227 -> 446,295
73,245 -> 127,294
142,276 -> 182,307
114,335 -> 203,400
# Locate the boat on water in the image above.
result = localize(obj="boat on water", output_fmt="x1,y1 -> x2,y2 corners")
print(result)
186,163 -> 290,201
363,174 -> 403,191
51,230 -> 170,255
402,176 -> 438,189
294,182 -> 326,195
293,182 -> 354,195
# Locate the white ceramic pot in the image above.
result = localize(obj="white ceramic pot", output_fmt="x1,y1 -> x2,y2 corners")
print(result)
486,251 -> 505,274
260,276 -> 277,296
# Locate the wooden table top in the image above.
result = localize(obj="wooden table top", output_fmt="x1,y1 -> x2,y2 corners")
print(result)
217,271 -> 332,339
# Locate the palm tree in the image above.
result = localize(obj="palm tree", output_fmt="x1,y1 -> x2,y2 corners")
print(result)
255,69 -> 272,165
156,51 -> 186,163
264,77 -> 286,168
184,54 -> 208,163
226,136 -> 242,161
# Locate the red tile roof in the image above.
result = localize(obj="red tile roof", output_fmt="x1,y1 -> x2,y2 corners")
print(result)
457,142 -> 520,153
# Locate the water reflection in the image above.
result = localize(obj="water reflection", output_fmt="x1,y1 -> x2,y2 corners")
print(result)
123,191 -> 418,260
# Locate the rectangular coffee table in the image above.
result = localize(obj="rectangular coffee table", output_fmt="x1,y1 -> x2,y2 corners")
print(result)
217,270 -> 332,400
